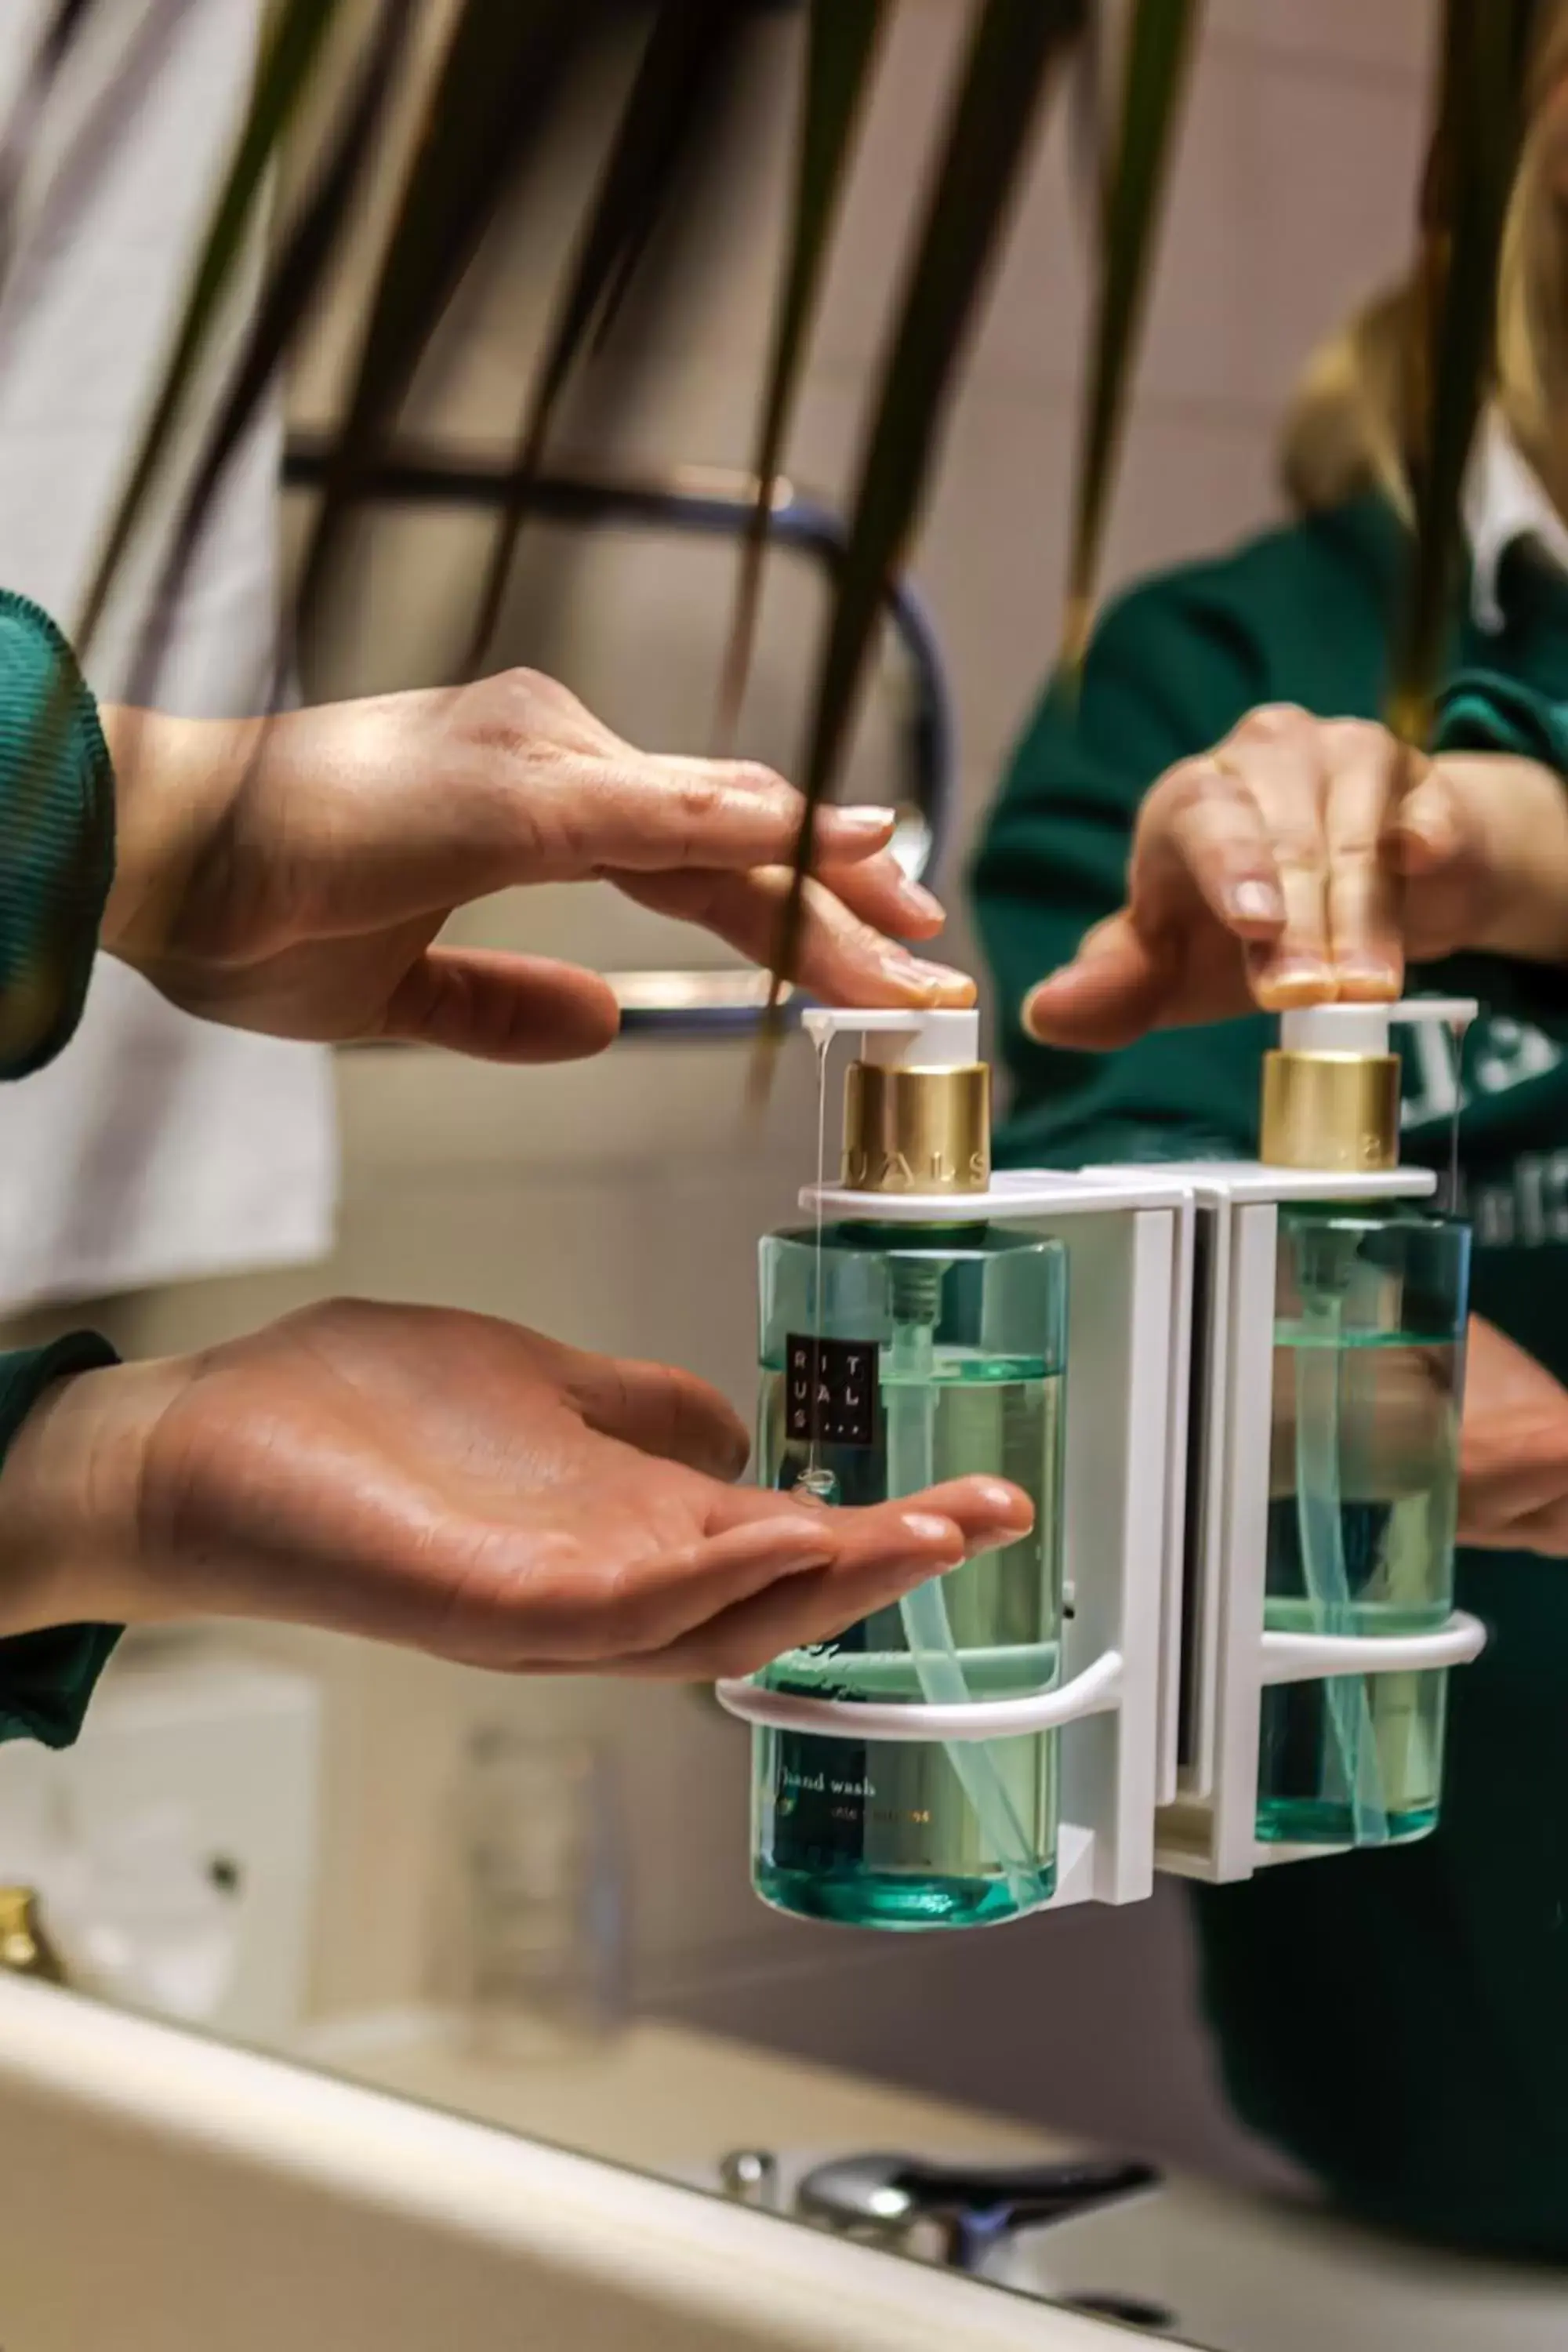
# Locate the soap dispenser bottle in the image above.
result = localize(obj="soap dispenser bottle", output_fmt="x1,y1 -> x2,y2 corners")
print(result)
750,1009 -> 1068,1929
1257,1000 -> 1472,1848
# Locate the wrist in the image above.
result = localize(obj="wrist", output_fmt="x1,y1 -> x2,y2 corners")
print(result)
98,708 -> 258,971
0,1356 -> 192,1633
1443,753 -> 1568,966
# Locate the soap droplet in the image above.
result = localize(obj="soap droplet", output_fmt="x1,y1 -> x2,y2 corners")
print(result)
796,1465 -> 838,1504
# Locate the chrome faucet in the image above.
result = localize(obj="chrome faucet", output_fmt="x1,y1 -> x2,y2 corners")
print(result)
793,2151 -> 1160,2274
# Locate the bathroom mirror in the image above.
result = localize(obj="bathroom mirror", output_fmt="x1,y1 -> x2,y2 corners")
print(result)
5,3 -> 1566,2349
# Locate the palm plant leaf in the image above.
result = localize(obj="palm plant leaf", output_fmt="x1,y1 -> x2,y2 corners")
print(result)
763,0 -> 1089,1036
0,0 -> 100,288
1389,0 -> 1532,748
461,0 -> 760,682
127,0 -> 421,708
1062,0 -> 1200,663
291,0 -> 614,656
1,0 -> 200,345
72,0 -> 349,659
714,0 -> 889,744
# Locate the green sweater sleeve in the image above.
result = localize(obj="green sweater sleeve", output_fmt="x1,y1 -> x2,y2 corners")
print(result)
1432,667 -> 1568,1032
0,1334 -> 122,1747
0,591 -> 122,1744
972,569 -> 1272,1169
0,588 -> 115,1078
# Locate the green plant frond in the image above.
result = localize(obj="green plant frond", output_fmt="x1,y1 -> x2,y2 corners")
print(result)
291,0 -> 615,660
759,0 -> 1089,1069
460,0 -> 760,684
1062,0 -> 1201,668
0,0 -> 101,289
128,0 -> 421,710
715,0 -> 890,749
72,0 -> 348,660
1390,0 -> 1532,752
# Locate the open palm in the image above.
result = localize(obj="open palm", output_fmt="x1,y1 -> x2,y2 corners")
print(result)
59,1301 -> 1032,1677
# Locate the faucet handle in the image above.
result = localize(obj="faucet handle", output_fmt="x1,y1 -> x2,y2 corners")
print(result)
797,2151 -> 1159,2273
717,2149 -> 780,2211
0,1887 -> 66,1985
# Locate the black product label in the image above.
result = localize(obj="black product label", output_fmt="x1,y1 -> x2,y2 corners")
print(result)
785,1334 -> 877,1449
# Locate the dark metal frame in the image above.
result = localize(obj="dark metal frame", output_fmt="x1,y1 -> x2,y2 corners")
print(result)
283,435 -> 956,1038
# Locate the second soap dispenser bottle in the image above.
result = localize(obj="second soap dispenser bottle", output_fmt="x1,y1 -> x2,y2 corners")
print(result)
1257,1001 -> 1472,1849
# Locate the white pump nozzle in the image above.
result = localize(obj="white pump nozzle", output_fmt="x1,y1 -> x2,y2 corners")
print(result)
1277,996 -> 1479,1057
800,1005 -> 981,1066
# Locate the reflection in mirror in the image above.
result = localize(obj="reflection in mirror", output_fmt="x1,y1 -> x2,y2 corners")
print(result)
4,4 -> 1568,2352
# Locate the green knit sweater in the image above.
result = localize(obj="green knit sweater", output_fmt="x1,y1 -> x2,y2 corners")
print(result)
0,590 -> 122,1748
974,492 -> 1568,2261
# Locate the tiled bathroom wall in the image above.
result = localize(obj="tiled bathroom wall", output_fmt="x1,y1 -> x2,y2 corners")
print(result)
29,1 -> 1433,2181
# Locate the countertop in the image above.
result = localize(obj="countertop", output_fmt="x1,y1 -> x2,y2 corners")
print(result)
287,2007 -> 1054,2178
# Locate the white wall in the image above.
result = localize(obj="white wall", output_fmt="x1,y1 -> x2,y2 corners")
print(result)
9,0 -> 1434,2186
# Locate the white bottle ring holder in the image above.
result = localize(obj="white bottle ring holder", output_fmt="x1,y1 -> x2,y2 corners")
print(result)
715,1609 -> 1483,1745
715,1647 -> 1124,1743
1258,1607 -> 1485,1685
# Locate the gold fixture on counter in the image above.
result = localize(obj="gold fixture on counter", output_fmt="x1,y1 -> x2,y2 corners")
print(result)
0,1887 -> 65,1984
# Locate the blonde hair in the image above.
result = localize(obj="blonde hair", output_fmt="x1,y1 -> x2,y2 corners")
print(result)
1281,2 -> 1568,514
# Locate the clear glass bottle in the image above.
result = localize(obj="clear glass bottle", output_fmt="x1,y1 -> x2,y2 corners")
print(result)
458,1728 -> 627,2055
1259,1206 -> 1470,1847
751,1218 -> 1067,1928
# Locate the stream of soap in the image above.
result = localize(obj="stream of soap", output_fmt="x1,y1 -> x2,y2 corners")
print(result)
799,1030 -> 837,1503
1444,1016 -> 1467,1215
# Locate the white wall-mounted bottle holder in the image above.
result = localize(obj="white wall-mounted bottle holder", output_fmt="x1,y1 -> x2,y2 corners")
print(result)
718,1004 -> 1488,1918
1120,1160 -> 1486,1883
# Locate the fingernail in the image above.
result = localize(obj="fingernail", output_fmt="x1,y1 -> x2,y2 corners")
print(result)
973,1479 -> 1028,1516
895,877 -> 946,925
835,805 -> 897,840
1334,958 -> 1400,998
1229,880 -> 1284,925
900,1512 -> 956,1544
1022,978 -> 1064,1038
1257,959 -> 1332,1007
884,951 -> 974,1002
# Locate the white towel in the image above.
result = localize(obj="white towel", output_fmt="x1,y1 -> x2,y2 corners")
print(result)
0,0 -> 336,1313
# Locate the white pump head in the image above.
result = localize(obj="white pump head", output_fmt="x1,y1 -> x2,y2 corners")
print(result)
1277,996 -> 1479,1057
800,1005 -> 982,1067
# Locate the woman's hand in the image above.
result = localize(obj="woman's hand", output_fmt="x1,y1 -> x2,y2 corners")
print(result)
1022,704 -> 1568,1051
99,670 -> 969,1061
0,1302 -> 1032,1678
1456,1316 -> 1568,1556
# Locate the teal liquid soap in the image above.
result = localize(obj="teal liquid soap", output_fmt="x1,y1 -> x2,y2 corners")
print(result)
1258,1210 -> 1468,1847
750,1225 -> 1065,1929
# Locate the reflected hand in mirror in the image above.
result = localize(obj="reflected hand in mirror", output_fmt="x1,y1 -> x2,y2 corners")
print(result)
0,1301 -> 1033,1677
1021,704 -> 1568,1049
100,668 -> 971,1061
1453,1313 -> 1568,1555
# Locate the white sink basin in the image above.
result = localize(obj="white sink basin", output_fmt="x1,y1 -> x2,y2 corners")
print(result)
711,2151 -> 1568,2351
998,2176 -> 1568,2351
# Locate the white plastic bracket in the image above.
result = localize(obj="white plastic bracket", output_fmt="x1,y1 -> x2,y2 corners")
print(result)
716,1646 -> 1124,1742
1128,1160 -> 1487,1883
1258,1610 -> 1485,1684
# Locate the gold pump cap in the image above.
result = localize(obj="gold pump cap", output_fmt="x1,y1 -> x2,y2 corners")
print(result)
1259,998 -> 1478,1173
803,1007 -> 990,1197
